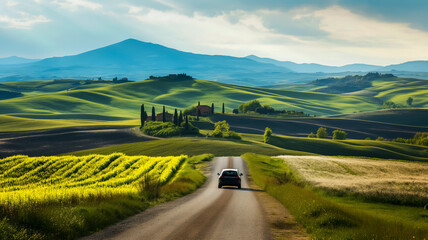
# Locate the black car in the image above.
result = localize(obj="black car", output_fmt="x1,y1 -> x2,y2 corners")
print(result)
217,169 -> 243,189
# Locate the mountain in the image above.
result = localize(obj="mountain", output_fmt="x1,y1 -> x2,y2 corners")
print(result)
0,39 -> 296,86
246,55 -> 380,73
378,61 -> 428,72
0,56 -> 40,65
247,55 -> 428,73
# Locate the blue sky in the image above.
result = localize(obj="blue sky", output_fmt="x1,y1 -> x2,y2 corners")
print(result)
0,0 -> 427,65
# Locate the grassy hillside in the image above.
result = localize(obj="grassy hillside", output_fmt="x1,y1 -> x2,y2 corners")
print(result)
277,74 -> 428,108
67,137 -> 309,157
0,78 -> 381,132
267,135 -> 428,162
335,108 -> 428,127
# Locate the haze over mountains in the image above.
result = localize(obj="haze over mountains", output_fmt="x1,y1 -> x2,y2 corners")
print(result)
0,39 -> 427,86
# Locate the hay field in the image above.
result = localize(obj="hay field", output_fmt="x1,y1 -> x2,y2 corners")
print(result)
277,156 -> 428,205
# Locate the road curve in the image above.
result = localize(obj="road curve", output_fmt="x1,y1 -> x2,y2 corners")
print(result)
80,157 -> 269,240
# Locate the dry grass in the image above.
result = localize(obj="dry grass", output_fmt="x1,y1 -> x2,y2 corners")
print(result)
276,156 -> 428,206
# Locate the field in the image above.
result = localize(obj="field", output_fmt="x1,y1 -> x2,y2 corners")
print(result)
0,153 -> 209,240
67,137 -> 309,157
335,108 -> 428,127
0,78 -> 384,133
278,76 -> 428,108
267,135 -> 428,161
277,156 -> 428,206
243,153 -> 428,240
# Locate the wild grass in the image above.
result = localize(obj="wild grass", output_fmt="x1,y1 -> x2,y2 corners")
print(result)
277,156 -> 428,206
243,153 -> 428,240
66,137 -> 308,157
268,134 -> 428,161
0,153 -> 211,240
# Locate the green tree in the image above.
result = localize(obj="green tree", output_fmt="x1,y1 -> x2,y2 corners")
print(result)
238,100 -> 262,113
308,132 -> 315,138
263,127 -> 272,143
184,116 -> 189,130
211,120 -> 229,138
173,108 -> 178,125
407,97 -> 413,106
316,127 -> 328,138
178,110 -> 183,125
332,130 -> 347,140
197,108 -> 201,121
211,103 -> 214,115
151,106 -> 156,121
140,104 -> 147,126
162,106 -> 166,122
222,103 -> 225,114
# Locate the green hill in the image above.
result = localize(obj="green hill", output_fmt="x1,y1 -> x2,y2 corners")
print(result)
0,77 -> 384,132
335,108 -> 428,127
276,73 -> 428,108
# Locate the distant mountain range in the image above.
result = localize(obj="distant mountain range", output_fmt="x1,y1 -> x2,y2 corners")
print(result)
246,55 -> 428,74
0,39 -> 427,85
0,56 -> 40,65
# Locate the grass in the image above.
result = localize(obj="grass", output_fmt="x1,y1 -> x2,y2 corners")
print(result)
66,137 -> 309,157
0,154 -> 211,240
0,115 -> 139,133
268,134 -> 428,162
242,153 -> 428,240
277,156 -> 428,206
335,108 -> 428,127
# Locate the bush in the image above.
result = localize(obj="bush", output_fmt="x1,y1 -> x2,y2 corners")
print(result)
137,174 -> 161,200
210,120 -> 241,139
308,132 -> 315,138
376,137 -> 386,141
264,127 -> 272,143
183,106 -> 197,116
232,109 -> 239,114
238,100 -> 262,113
316,127 -> 328,138
332,130 -> 347,140
365,137 -> 371,140
142,121 -> 199,137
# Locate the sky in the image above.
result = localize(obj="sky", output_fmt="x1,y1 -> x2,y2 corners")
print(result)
0,0 -> 427,66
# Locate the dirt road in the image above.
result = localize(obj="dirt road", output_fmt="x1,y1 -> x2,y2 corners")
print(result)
0,126 -> 156,158
80,157 -> 269,240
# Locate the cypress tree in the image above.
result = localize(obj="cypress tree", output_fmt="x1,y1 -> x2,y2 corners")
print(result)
197,108 -> 200,121
185,116 -> 189,130
173,108 -> 178,125
162,106 -> 166,122
151,106 -> 156,121
198,101 -> 200,106
140,104 -> 145,126
211,103 -> 214,115
222,103 -> 225,114
178,110 -> 183,125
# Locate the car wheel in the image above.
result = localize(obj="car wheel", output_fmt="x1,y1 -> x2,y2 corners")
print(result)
237,184 -> 241,189
218,184 -> 222,188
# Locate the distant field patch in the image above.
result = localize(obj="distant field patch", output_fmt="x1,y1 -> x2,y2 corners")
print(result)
0,153 -> 185,206
277,156 -> 428,206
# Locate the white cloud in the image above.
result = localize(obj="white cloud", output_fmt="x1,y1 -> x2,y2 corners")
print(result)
51,0 -> 102,11
0,12 -> 50,29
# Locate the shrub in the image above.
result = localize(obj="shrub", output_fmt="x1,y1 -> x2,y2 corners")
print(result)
183,106 -> 197,116
308,132 -> 315,138
332,130 -> 347,140
142,121 -> 199,137
376,137 -> 386,141
264,127 -> 273,143
364,137 -> 371,140
316,127 -> 328,138
238,100 -> 262,113
210,121 -> 240,139
137,174 -> 161,200
232,109 -> 239,114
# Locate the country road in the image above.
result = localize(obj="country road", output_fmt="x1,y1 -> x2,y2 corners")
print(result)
80,157 -> 270,240
0,126 -> 156,158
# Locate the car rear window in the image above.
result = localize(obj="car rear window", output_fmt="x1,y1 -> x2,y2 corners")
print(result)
222,171 -> 238,176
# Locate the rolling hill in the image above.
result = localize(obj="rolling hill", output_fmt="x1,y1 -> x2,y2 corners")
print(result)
274,73 -> 428,108
0,77 -> 383,132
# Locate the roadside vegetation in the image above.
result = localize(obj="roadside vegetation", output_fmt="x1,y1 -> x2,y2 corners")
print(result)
243,153 -> 428,240
0,153 -> 211,240
235,100 -> 313,118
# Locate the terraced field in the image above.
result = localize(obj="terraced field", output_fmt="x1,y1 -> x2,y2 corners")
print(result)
0,153 -> 185,206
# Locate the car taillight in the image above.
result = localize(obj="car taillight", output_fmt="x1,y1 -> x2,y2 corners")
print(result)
219,176 -> 224,179
236,176 -> 240,179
